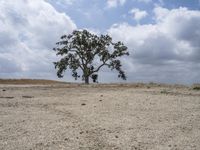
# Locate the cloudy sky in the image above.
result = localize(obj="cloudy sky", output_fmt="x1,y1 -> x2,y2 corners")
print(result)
0,0 -> 200,84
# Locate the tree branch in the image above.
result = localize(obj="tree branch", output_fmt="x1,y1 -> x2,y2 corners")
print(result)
92,61 -> 109,74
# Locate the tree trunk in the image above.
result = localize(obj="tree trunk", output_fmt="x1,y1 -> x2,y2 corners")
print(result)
84,76 -> 89,84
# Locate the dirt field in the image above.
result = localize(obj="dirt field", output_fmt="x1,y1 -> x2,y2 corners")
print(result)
0,82 -> 200,150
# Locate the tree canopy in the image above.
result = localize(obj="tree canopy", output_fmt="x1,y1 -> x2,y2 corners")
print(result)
53,30 -> 129,84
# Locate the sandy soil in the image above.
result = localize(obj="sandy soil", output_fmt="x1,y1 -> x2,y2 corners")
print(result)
0,83 -> 200,150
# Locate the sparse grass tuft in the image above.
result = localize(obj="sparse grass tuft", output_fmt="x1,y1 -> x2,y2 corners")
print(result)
160,89 -> 170,94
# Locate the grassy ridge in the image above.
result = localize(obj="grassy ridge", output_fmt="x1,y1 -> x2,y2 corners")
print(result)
0,79 -> 199,90
0,79 -> 67,85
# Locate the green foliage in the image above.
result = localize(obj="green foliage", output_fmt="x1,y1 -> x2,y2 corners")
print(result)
53,30 -> 129,84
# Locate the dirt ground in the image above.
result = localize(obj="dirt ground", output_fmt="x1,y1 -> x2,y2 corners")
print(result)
0,83 -> 200,150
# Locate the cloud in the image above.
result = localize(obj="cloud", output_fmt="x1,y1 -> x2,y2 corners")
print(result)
49,0 -> 76,6
0,57 -> 22,74
0,0 -> 76,79
108,7 -> 200,84
129,8 -> 148,22
136,0 -> 152,3
106,0 -> 126,8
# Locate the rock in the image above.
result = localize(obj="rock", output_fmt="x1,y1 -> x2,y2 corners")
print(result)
0,96 -> 14,99
22,96 -> 34,98
64,138 -> 69,141
81,103 -> 86,106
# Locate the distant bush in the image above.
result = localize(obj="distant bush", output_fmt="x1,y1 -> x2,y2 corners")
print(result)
192,84 -> 200,90
193,86 -> 200,90
147,86 -> 151,89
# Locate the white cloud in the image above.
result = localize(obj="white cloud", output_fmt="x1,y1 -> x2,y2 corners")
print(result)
136,0 -> 152,3
129,8 -> 148,22
106,0 -> 126,8
0,0 -> 76,79
51,0 -> 75,6
108,7 -> 200,84
153,6 -> 169,21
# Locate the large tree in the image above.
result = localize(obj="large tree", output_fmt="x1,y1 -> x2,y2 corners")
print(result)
53,30 -> 129,84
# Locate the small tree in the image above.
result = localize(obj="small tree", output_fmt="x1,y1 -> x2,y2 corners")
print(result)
53,30 -> 129,84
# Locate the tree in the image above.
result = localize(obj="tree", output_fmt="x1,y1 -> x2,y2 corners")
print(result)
53,30 -> 129,84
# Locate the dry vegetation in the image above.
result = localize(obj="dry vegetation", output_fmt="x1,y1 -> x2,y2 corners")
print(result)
192,84 -> 200,91
0,79 -> 67,85
0,79 -> 200,150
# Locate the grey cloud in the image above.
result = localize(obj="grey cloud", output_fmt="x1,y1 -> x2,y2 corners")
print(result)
167,13 -> 200,48
134,33 -> 177,65
0,57 -> 22,73
125,61 -> 200,84
0,31 -> 18,51
108,7 -> 200,84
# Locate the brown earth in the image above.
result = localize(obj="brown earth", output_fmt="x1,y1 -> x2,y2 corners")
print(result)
0,81 -> 200,150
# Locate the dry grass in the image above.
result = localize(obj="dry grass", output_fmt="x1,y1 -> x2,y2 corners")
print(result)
0,79 -> 67,85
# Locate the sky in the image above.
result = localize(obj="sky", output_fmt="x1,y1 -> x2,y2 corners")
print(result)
0,0 -> 200,84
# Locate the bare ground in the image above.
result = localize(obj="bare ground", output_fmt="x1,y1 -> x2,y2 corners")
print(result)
0,83 -> 200,150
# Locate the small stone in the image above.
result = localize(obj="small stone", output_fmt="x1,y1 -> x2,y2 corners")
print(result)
64,138 -> 69,141
2,89 -> 6,91
81,103 -> 86,106
99,100 -> 102,102
115,135 -> 119,138
22,96 -> 34,98
0,96 -> 14,99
